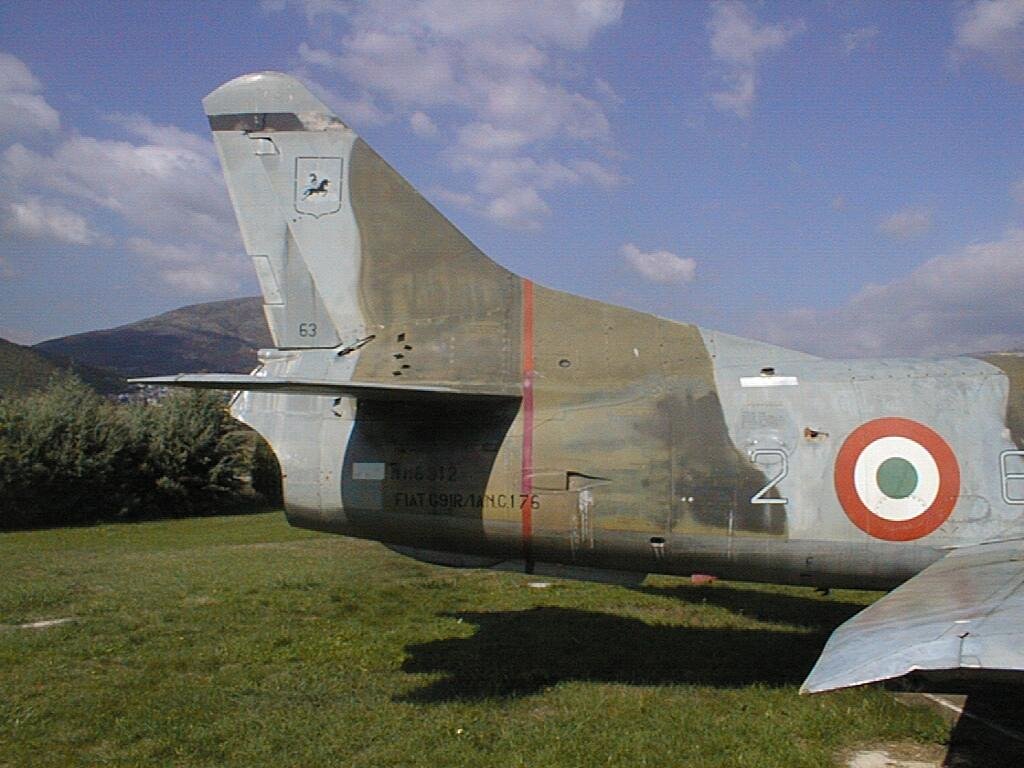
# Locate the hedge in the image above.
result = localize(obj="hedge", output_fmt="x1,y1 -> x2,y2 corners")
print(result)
0,374 -> 282,529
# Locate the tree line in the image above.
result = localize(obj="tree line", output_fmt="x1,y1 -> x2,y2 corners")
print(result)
0,375 -> 282,529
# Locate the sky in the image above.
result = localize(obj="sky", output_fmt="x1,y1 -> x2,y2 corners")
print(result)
0,0 -> 1022,358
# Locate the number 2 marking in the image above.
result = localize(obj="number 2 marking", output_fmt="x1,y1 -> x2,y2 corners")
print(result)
750,448 -> 789,505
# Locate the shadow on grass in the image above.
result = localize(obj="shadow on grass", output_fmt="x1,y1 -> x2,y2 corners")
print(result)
399,603 -> 848,702
637,582 -> 868,631
943,689 -> 1024,767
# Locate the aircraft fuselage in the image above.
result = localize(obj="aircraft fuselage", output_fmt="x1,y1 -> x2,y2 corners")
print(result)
233,282 -> 1024,591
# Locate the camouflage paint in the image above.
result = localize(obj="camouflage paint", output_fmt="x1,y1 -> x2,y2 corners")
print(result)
981,353 -> 1024,449
199,73 -> 1024,590
142,72 -> 1024,697
346,137 -> 521,387
520,279 -> 535,565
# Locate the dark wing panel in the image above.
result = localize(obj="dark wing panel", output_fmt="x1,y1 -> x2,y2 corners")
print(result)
129,374 -> 519,403
802,541 -> 1024,693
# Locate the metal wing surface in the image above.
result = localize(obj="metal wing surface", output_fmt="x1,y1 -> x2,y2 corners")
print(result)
130,374 -> 519,403
802,540 -> 1024,693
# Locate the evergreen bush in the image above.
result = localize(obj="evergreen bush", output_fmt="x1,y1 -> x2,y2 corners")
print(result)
0,374 -> 277,528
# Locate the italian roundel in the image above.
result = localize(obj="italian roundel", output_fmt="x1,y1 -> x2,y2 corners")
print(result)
834,417 -> 960,542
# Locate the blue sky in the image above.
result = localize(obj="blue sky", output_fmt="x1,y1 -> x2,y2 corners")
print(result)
1,0 -> 1022,357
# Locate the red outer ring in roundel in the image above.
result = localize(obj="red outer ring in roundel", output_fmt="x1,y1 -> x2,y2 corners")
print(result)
834,417 -> 960,542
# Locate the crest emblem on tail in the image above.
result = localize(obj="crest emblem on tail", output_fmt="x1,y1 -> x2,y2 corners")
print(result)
294,156 -> 342,217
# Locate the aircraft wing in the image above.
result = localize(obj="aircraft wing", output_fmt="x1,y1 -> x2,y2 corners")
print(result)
129,374 -> 519,402
802,540 -> 1024,693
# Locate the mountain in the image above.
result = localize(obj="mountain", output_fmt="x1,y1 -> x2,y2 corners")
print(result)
34,297 -> 271,378
0,337 -> 126,396
0,337 -> 63,394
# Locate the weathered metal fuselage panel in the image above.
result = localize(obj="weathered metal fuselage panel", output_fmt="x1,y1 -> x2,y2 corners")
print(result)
237,301 -> 1024,590
209,73 -> 1024,592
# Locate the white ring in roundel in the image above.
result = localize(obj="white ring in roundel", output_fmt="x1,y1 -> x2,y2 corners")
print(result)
852,436 -> 940,522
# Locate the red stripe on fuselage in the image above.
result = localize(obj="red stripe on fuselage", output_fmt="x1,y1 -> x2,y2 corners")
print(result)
521,279 -> 535,568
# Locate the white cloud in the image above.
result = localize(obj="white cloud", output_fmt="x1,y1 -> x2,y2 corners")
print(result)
711,70 -> 756,117
760,228 -> 1024,357
621,243 -> 697,285
409,110 -> 439,138
0,110 -> 247,297
108,113 -> 216,158
708,2 -> 802,66
297,74 -> 388,128
841,25 -> 879,55
263,0 -> 350,24
593,76 -> 622,106
879,206 -> 932,240
2,129 -> 234,249
486,188 -> 551,230
301,36 -> 458,107
303,29 -> 613,146
429,186 -> 476,210
571,158 -> 624,188
442,150 -> 622,217
0,52 -> 60,139
482,77 -> 611,144
410,0 -> 623,50
296,0 -> 624,229
453,155 -> 576,193
707,1 -> 805,118
429,153 -> 623,225
953,0 -> 1024,80
0,53 -> 248,302
0,52 -> 43,92
454,122 -> 531,153
127,237 -> 244,295
3,197 -> 105,246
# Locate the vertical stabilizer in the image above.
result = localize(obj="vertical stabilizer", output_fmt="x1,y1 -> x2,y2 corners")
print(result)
205,73 -> 352,349
204,72 -> 520,388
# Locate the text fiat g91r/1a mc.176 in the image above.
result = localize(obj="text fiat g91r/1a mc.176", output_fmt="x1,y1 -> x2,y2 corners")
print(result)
136,73 -> 1024,696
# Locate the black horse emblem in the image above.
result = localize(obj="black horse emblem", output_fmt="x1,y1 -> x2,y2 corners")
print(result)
302,173 -> 330,199
295,158 -> 342,216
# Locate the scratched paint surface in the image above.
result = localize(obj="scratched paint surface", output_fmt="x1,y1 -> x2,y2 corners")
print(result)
208,73 -> 1024,592
981,353 -> 1024,449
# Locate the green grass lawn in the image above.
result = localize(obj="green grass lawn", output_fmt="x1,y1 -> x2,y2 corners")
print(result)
0,513 -> 948,767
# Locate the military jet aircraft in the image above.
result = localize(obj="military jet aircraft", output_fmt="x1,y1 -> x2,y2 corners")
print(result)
136,72 -> 1024,695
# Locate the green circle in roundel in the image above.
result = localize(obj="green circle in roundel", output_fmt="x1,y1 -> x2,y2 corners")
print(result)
876,456 -> 918,500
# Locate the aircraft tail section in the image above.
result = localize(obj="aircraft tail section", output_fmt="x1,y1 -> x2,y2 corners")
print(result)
204,72 -> 521,387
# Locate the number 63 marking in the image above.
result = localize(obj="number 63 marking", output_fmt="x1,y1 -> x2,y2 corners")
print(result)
298,322 -> 318,338
750,448 -> 789,505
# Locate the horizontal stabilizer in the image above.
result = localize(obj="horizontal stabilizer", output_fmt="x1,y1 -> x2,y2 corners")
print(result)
129,374 -> 519,402
801,540 -> 1024,694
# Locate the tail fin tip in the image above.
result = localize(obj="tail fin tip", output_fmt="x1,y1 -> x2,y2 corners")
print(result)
203,71 -> 339,128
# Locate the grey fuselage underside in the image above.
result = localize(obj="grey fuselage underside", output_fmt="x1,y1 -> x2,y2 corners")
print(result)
235,332 -> 1020,592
